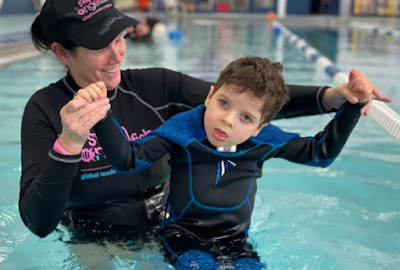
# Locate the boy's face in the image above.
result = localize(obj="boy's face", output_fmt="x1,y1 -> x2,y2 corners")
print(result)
204,85 -> 268,148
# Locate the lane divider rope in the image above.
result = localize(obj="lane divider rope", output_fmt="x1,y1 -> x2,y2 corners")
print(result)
349,21 -> 400,37
272,21 -> 400,142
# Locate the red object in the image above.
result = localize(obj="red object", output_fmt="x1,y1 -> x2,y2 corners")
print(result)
216,4 -> 230,12
266,11 -> 276,20
137,0 -> 149,12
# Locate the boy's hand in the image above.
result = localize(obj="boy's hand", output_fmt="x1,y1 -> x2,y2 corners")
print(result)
322,70 -> 392,116
348,69 -> 393,115
348,69 -> 373,104
74,81 -> 107,102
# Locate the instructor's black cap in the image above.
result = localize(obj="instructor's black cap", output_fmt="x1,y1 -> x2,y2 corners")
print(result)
40,0 -> 138,50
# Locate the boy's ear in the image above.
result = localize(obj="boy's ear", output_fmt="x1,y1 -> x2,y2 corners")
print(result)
252,122 -> 269,137
204,86 -> 215,108
51,42 -> 71,66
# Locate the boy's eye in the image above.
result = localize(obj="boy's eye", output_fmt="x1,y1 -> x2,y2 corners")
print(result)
220,100 -> 228,107
241,115 -> 252,122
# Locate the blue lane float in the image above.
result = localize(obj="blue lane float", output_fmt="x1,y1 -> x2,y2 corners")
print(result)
169,29 -> 184,41
272,21 -> 348,85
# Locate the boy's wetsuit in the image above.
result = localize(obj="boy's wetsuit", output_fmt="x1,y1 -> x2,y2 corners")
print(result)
94,102 -> 363,262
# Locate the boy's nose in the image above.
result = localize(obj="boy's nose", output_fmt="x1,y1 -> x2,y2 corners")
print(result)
222,114 -> 234,127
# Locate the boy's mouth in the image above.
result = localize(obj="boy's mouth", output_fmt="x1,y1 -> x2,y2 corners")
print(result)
213,129 -> 227,141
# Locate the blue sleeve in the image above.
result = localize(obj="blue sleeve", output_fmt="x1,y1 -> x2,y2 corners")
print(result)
274,102 -> 364,168
93,111 -> 174,175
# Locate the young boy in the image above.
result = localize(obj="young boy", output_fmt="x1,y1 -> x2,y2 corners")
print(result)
76,57 -> 371,269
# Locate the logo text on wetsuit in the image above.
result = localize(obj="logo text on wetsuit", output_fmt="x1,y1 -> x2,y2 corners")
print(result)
81,127 -> 151,163
79,126 -> 151,181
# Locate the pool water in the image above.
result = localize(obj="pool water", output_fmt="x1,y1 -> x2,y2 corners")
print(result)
0,15 -> 399,270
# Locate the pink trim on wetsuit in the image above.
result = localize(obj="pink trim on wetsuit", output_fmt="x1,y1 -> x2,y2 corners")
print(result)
53,138 -> 73,156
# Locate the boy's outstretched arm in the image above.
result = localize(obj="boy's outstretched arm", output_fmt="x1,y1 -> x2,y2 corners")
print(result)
276,101 -> 365,168
93,111 -> 174,175
277,72 -> 375,166
75,82 -> 173,174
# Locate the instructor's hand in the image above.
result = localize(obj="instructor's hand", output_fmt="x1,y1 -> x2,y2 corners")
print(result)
59,94 -> 110,155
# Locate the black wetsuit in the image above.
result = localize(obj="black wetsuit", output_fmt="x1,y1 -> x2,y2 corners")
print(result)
20,68 -> 331,238
93,102 -> 362,262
